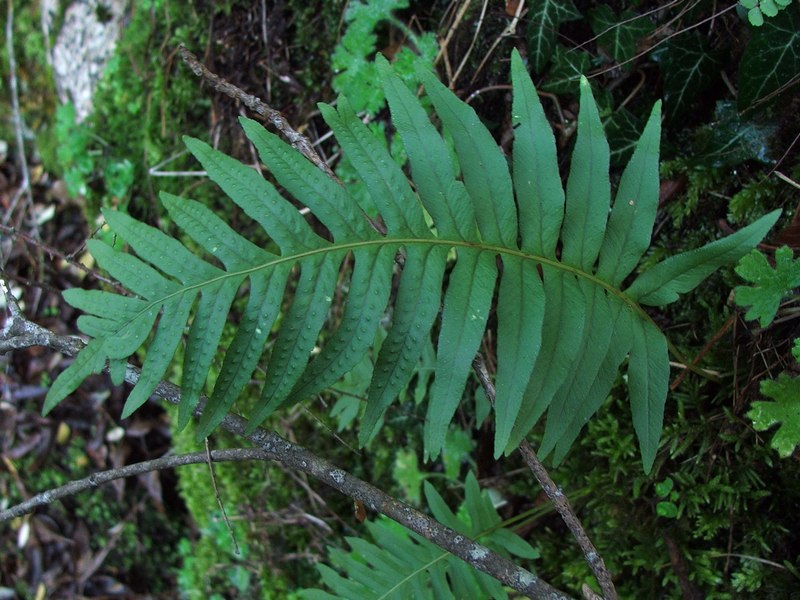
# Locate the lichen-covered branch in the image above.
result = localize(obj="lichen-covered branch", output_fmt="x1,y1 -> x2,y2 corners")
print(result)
0,282 -> 571,600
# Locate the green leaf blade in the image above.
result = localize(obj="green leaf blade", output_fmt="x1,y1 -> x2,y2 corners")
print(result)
63,288 -> 148,319
244,122 -> 375,242
628,315 -> 669,473
738,6 -> 800,111
103,208 -> 219,284
86,239 -> 180,301
734,246 -> 800,327
417,67 -> 517,248
178,277 -> 243,430
525,0 -> 582,73
493,256 -> 545,457
198,268 -> 291,437
505,267 -> 587,454
45,341 -> 109,414
184,132 -> 321,252
319,97 -> 429,238
749,373 -> 800,458
561,77 -> 611,271
247,253 -> 342,431
286,246 -> 395,405
162,194 -> 274,270
378,55 -> 477,241
511,50 -> 565,258
597,101 -> 662,286
425,249 -> 497,459
552,300 -> 632,464
626,209 -> 781,305
360,245 -> 448,445
538,282 -> 614,459
122,293 -> 195,418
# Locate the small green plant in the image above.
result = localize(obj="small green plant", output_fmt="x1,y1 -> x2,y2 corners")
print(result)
750,374 -> 800,457
332,0 -> 437,116
735,246 -> 800,327
739,0 -> 794,26
54,103 -> 95,197
51,102 -> 135,208
654,476 -> 679,518
43,51 -> 779,476
735,246 -> 800,458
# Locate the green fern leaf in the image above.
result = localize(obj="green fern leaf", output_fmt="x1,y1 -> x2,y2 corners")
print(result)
45,49 -> 780,472
425,249 -> 496,459
417,67 -> 517,248
628,314 -> 670,471
561,78 -> 611,271
626,209 -> 780,305
246,254 -> 341,431
511,51 -> 564,258
301,472 -> 537,600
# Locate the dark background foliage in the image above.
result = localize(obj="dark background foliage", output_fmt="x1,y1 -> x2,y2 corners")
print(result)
1,0 -> 798,597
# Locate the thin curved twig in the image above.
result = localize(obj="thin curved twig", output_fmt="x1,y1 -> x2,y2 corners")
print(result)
3,0 -> 34,229
472,355 -> 616,600
0,448 -> 271,523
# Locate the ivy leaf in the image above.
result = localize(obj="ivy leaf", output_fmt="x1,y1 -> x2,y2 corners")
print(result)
588,6 -> 654,66
526,0 -> 582,73
651,33 -> 723,122
541,44 -> 592,95
735,246 -> 800,327
738,2 -> 800,111
604,107 -> 645,167
748,373 -> 800,458
691,101 -> 776,168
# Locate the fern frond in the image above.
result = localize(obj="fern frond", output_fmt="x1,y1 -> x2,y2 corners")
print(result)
46,50 -> 780,472
300,472 -> 538,600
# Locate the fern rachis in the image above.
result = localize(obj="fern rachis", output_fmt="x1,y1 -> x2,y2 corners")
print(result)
45,50 -> 780,472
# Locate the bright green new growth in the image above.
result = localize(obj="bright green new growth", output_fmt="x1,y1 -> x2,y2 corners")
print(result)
735,246 -> 800,327
749,374 -> 800,458
45,51 -> 780,473
734,245 -> 800,458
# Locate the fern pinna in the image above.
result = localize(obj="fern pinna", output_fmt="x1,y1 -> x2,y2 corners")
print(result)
45,51 -> 779,471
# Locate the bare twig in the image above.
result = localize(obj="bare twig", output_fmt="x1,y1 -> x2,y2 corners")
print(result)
469,0 -> 525,85
449,0 -> 488,88
0,448 -> 272,523
1,278 -> 84,356
517,442 -> 614,600
177,45 -> 336,179
4,0 -> 34,228
0,224 -> 127,292
0,304 -> 572,600
472,355 -> 616,600
205,437 -> 240,555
